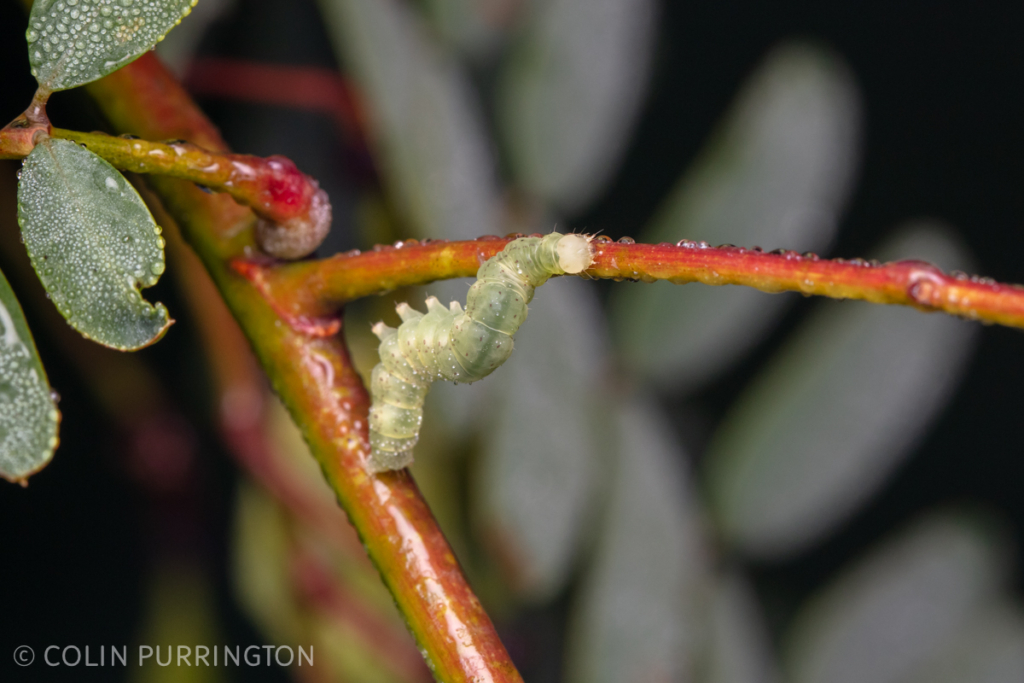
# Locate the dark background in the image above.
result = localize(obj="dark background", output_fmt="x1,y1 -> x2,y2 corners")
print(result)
1,0 -> 1022,680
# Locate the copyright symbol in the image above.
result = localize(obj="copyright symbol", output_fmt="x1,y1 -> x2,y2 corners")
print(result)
13,645 -> 34,666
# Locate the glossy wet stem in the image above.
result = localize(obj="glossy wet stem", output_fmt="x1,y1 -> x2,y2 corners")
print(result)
1,84 -> 327,260
0,123 -> 321,231
79,53 -> 522,683
234,237 -> 1024,333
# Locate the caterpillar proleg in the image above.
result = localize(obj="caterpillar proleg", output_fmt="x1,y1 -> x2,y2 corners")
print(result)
367,232 -> 594,473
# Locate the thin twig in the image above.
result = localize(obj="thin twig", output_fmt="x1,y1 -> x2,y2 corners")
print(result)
83,53 -> 524,683
233,236 -> 1024,334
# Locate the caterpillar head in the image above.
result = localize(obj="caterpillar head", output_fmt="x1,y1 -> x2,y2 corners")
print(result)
555,233 -> 594,274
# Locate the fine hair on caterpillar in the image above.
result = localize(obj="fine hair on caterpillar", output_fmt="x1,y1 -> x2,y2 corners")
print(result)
367,232 -> 594,473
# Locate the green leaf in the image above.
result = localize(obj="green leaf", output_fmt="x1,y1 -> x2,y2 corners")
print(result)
705,574 -> 779,683
317,0 -> 499,240
497,0 -> 657,211
421,0 -> 514,60
566,396 -> 710,683
0,268 -> 60,483
17,138 -> 171,350
27,0 -> 198,92
704,225 -> 977,558
906,605 -> 1024,683
784,514 -> 1007,683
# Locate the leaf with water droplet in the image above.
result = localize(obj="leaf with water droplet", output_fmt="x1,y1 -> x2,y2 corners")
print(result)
27,0 -> 199,92
0,267 -> 60,483
17,138 -> 171,350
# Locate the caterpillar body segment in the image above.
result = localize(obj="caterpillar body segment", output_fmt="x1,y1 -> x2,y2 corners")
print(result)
368,233 -> 594,472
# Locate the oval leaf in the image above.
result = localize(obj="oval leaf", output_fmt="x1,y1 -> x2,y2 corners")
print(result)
906,605 -> 1024,683
704,225 -> 977,558
18,138 -> 171,350
421,0 -> 518,61
566,396 -> 710,683
706,573 -> 780,683
474,277 -> 608,601
0,268 -> 60,483
497,0 -> 657,211
784,514 -> 1007,683
318,0 -> 500,240
611,43 -> 861,392
27,0 -> 199,92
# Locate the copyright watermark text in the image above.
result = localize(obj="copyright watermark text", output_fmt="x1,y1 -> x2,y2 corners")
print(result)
12,644 -> 313,668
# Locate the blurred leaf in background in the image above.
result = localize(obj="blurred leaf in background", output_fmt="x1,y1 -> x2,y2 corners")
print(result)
318,0 -> 500,241
704,224 -> 978,557
497,0 -> 657,212
420,0 -> 521,61
133,563 -> 224,683
565,396 -> 711,683
783,512 -> 1024,683
611,43 -> 861,393
474,277 -> 610,602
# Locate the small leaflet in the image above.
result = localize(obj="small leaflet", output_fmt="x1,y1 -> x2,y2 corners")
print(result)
565,397 -> 709,683
18,138 -> 171,350
784,514 -> 1005,683
318,0 -> 500,240
498,0 -> 657,211
0,268 -> 60,483
27,0 -> 199,92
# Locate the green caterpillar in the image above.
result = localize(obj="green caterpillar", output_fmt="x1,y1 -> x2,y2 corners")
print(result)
368,232 -> 594,473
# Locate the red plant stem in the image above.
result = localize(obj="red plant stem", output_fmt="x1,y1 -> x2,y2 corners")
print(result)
57,128 -> 322,228
183,57 -> 367,144
235,236 -> 1024,333
147,189 -> 369,558
83,53 -> 522,683
146,192 -> 431,680
0,89 -> 52,159
1,123 -> 322,230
